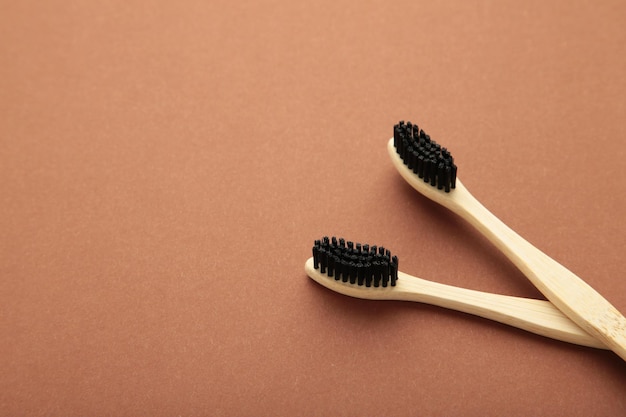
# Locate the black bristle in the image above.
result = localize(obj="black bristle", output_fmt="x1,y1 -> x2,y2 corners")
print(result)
429,162 -> 437,186
417,155 -> 425,178
406,147 -> 415,170
422,158 -> 431,183
319,248 -> 327,274
412,124 -> 419,138
333,254 -> 342,281
357,264 -> 366,285
365,263 -> 374,287
313,240 -> 320,269
393,120 -> 457,192
381,257 -> 389,287
394,125 -> 402,148
327,254 -> 335,277
372,268 -> 380,287
450,164 -> 457,189
352,263 -> 362,284
312,237 -> 399,287
437,163 -> 445,190
443,165 -> 451,192
390,256 -> 398,286
347,262 -> 356,283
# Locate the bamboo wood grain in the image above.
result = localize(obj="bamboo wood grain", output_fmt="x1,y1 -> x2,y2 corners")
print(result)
305,257 -> 606,349
387,138 -> 626,360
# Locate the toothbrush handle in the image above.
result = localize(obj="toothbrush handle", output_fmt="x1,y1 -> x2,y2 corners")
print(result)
305,257 -> 606,348
452,181 -> 626,361
393,270 -> 607,349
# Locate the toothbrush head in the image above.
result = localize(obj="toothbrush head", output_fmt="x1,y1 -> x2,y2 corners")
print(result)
393,121 -> 457,192
312,236 -> 398,287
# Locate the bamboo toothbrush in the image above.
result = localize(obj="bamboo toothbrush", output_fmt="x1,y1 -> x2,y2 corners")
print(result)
305,236 -> 606,349
388,121 -> 626,360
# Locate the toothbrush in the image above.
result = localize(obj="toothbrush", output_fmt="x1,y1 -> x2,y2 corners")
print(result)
305,236 -> 606,349
388,121 -> 626,360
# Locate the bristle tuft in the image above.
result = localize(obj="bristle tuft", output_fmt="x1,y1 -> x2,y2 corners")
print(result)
311,237 -> 399,287
393,120 -> 457,192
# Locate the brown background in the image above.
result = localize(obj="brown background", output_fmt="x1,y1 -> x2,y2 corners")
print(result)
2,0 -> 626,415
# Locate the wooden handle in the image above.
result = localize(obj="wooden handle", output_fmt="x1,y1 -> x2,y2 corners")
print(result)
387,138 -> 626,360
305,258 -> 607,349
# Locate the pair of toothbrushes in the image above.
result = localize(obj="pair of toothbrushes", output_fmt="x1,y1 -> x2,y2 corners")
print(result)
305,120 -> 626,360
